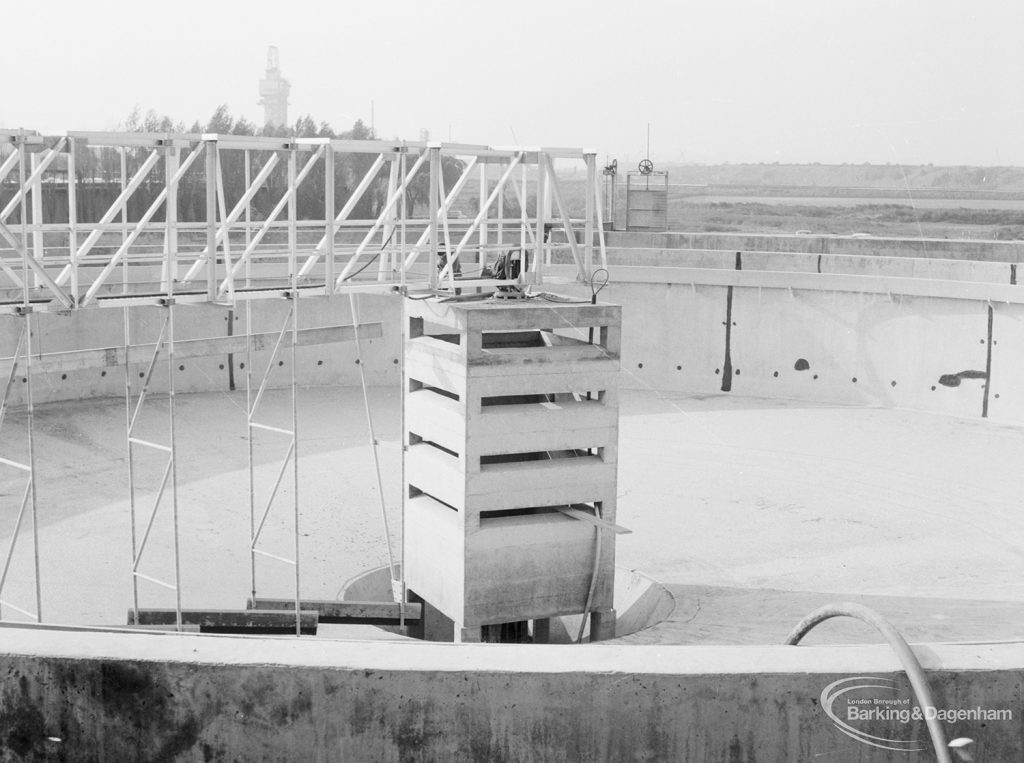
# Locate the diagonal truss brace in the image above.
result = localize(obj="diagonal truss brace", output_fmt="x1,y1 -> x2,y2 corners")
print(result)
297,152 -> 390,278
333,151 -> 431,284
55,149 -> 162,286
0,318 -> 41,622
180,150 -> 281,284
81,146 -> 206,306
210,146 -> 326,296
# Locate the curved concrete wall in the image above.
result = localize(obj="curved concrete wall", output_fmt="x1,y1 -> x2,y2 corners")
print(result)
8,233 -> 1022,425
0,626 -> 1020,761
613,231 -> 1024,262
0,295 -> 403,406
546,235 -> 1024,423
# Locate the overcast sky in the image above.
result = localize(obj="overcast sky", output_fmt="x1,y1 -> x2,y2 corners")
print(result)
3,0 -> 1022,166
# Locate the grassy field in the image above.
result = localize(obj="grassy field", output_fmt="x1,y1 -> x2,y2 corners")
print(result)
548,163 -> 1024,240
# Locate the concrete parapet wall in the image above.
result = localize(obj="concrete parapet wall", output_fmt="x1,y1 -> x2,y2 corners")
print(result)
547,239 -> 1024,422
606,230 -> 1024,262
590,245 -> 1016,284
0,294 -> 403,406
0,626 -> 1020,761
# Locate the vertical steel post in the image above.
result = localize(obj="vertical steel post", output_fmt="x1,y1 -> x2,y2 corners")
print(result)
124,305 -> 139,624
17,142 -> 41,622
205,139 -> 218,300
291,295 -> 301,637
29,153 -> 42,284
496,168 -> 505,252
18,141 -> 29,306
399,146 -> 407,290
165,146 -> 179,297
479,163 -> 488,274
381,156 -> 399,280
584,153 -> 596,280
535,153 -> 547,281
25,311 -> 39,622
324,145 -> 335,292
67,139 -> 79,302
246,298 -> 255,601
244,149 -> 252,288
519,162 -> 527,265
167,301 -> 182,632
120,147 -> 128,291
398,290 -> 407,627
428,146 -> 440,289
288,146 -> 301,636
215,149 -> 234,301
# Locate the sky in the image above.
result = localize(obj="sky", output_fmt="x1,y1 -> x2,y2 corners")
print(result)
3,0 -> 1023,166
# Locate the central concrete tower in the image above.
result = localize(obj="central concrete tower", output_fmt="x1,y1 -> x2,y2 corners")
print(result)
402,297 -> 622,643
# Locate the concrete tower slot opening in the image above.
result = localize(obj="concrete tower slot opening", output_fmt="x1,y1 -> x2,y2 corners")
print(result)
0,128 -> 1021,758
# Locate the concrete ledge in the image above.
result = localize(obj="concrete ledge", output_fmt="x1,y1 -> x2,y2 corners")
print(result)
0,626 -> 1020,760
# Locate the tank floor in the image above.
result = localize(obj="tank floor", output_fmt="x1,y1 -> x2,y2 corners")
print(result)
1,387 -> 1021,645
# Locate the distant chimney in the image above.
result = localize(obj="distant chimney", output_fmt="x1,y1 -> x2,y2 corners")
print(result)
258,46 -> 290,128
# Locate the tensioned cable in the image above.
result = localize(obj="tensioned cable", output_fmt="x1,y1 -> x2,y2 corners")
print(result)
347,292 -> 398,591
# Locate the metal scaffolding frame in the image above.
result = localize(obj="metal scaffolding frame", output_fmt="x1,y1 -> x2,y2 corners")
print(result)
247,300 -> 302,636
0,128 -> 606,630
125,304 -> 182,629
0,315 -> 40,622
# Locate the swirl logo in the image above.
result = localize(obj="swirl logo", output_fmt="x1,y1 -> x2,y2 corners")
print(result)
820,676 -> 924,752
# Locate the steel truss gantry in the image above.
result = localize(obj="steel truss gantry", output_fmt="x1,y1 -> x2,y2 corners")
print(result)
0,128 -> 607,631
0,129 -> 606,310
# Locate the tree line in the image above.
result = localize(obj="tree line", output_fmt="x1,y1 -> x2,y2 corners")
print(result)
2,106 -> 467,225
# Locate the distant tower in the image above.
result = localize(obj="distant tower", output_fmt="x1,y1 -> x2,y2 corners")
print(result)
258,46 -> 290,128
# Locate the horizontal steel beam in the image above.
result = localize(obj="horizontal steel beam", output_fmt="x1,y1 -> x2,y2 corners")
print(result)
546,264 -> 1024,305
128,609 -> 318,634
0,322 -> 383,374
248,598 -> 422,625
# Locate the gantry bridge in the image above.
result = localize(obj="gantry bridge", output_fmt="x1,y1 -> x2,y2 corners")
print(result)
0,129 -> 608,632
0,129 -> 606,309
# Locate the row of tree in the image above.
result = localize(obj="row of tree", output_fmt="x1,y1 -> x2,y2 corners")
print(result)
2,106 -> 468,225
